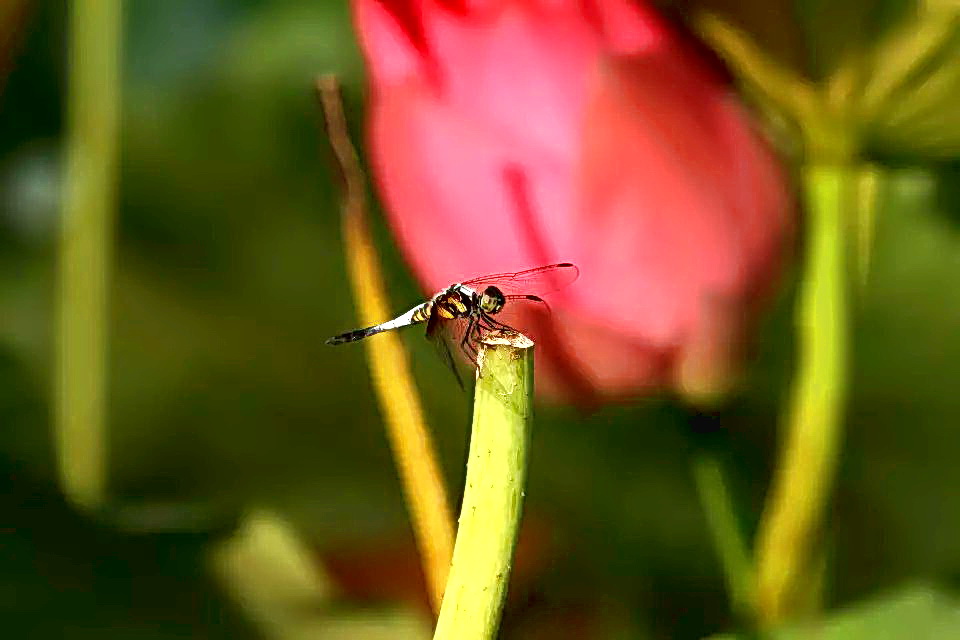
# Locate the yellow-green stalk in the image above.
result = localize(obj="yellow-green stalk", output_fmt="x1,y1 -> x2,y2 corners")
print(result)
317,76 -> 455,613
434,331 -> 533,640
754,166 -> 850,625
56,0 -> 122,510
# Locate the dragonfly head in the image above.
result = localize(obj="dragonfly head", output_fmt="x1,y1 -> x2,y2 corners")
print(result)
479,286 -> 505,314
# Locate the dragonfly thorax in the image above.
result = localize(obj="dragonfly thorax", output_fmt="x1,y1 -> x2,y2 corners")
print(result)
433,286 -> 476,319
432,284 -> 506,320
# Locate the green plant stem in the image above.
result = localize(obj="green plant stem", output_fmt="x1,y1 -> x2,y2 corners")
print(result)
754,165 -> 850,626
56,0 -> 121,510
692,453 -> 755,619
433,332 -> 533,640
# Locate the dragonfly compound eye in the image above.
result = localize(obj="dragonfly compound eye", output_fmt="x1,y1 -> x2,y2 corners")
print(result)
480,286 -> 505,314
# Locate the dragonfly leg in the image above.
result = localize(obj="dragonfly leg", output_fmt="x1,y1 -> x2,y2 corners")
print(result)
460,317 -> 476,350
467,320 -> 488,373
473,319 -> 488,345
504,294 -> 551,314
454,317 -> 478,366
480,313 -> 513,331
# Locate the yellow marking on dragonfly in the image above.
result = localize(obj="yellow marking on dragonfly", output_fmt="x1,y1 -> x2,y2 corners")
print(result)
412,304 -> 431,323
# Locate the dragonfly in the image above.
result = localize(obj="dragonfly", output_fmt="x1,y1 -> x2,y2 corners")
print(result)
326,263 -> 579,387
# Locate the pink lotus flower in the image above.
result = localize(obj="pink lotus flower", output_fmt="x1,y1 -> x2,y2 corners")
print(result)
351,0 -> 792,402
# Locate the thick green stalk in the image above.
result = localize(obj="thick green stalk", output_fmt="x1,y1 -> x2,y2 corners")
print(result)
433,332 -> 533,640
56,0 -> 122,509
754,165 -> 850,625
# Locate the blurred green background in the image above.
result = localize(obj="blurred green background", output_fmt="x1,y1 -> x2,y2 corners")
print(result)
2,1 -> 960,638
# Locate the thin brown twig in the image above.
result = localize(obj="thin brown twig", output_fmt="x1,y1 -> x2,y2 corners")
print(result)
316,74 -> 455,615
317,76 -> 363,204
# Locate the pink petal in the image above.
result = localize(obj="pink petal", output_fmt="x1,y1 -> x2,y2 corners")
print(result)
574,56 -> 744,344
352,0 -> 431,85
423,0 -> 598,161
581,0 -> 665,54
368,79 -> 579,293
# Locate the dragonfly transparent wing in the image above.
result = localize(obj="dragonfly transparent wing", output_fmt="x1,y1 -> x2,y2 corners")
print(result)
424,308 -> 532,390
425,309 -> 475,389
478,295 -> 552,344
459,263 -> 579,297
430,312 -> 531,396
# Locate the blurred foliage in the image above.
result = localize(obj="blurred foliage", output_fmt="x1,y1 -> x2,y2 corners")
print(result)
678,0 -> 960,160
715,585 -> 960,639
1,1 -> 959,638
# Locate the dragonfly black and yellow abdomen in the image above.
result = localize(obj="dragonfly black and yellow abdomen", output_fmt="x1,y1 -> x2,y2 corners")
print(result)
410,304 -> 432,323
325,301 -> 433,345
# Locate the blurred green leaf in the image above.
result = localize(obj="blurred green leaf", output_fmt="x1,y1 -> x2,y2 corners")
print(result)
713,585 -> 960,639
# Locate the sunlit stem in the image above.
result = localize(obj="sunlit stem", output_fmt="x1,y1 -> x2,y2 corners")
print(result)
754,165 -> 850,626
317,76 -> 455,614
434,332 -> 533,640
56,0 -> 122,510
